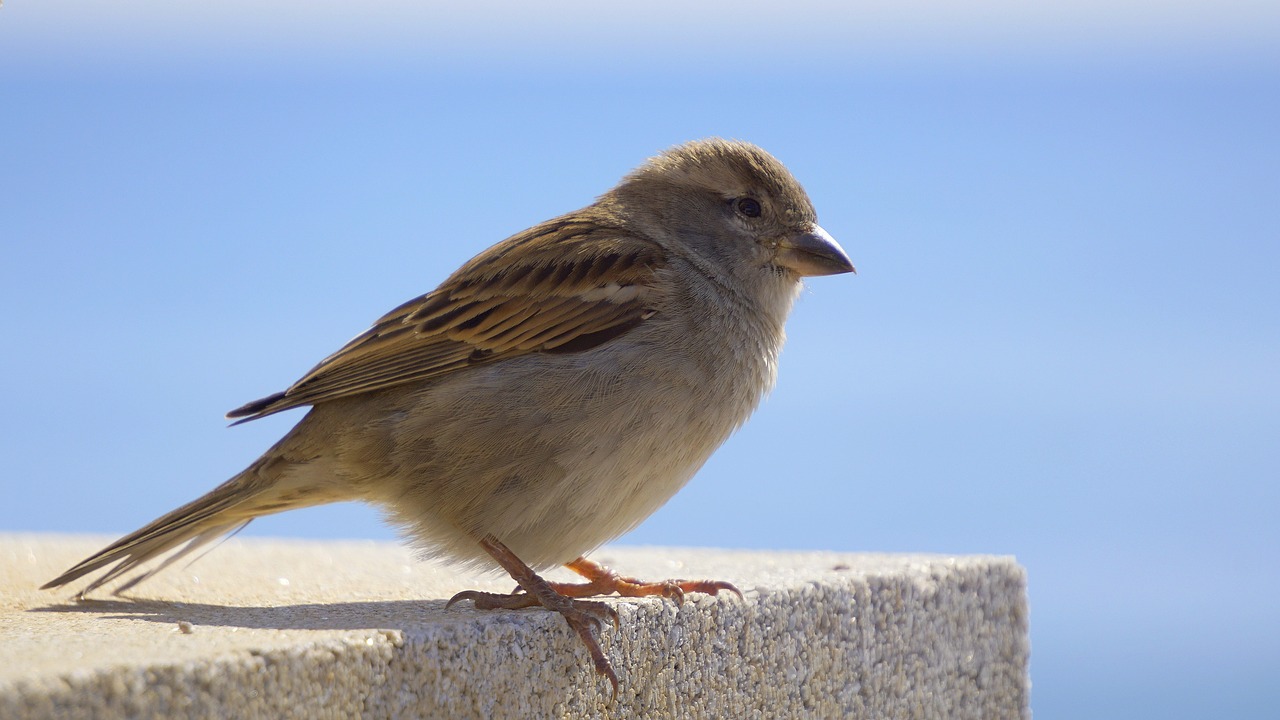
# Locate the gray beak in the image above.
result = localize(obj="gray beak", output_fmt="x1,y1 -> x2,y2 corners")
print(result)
775,224 -> 855,277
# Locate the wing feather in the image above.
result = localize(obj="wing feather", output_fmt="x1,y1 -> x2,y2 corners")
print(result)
227,217 -> 665,422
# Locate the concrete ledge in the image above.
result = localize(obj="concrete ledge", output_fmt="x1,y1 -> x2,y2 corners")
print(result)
2,534 -> 1029,719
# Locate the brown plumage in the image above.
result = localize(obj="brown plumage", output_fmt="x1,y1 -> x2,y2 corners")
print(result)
44,138 -> 854,695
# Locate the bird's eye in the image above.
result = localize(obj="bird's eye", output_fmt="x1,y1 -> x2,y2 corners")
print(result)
735,198 -> 762,218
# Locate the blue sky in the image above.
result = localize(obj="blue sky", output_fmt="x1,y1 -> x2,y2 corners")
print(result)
2,3 -> 1278,718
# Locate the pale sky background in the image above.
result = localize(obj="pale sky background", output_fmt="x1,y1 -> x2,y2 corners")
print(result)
2,2 -> 1278,718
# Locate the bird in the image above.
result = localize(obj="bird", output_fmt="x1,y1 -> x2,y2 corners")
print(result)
43,138 -> 855,694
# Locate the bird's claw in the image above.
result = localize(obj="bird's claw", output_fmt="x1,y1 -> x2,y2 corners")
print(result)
446,589 -> 540,611
447,586 -> 620,697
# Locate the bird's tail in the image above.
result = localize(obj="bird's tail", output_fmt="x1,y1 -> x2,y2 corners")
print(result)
42,456 -> 339,598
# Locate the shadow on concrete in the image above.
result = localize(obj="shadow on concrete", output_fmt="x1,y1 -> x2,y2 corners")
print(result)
25,597 -> 553,632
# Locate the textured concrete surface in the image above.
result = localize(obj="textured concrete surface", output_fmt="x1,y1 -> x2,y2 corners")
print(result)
2,534 -> 1030,719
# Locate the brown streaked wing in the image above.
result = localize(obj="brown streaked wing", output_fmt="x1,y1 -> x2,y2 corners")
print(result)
226,218 -> 665,422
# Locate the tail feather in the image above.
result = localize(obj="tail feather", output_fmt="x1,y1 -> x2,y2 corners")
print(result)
109,520 -> 251,596
43,474 -> 269,597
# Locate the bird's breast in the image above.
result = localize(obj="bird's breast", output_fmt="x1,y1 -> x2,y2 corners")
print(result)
363,277 -> 798,569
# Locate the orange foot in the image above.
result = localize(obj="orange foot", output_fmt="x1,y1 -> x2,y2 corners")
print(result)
553,556 -> 743,605
446,541 -> 742,699
447,537 -> 623,697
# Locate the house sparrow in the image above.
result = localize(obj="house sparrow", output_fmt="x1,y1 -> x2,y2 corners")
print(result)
43,138 -> 854,694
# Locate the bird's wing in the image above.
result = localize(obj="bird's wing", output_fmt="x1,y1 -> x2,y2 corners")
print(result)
226,218 -> 666,422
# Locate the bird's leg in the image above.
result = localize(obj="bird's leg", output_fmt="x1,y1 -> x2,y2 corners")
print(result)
446,535 -> 621,697
550,556 -> 743,606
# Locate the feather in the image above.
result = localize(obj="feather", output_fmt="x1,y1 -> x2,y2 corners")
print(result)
227,218 -> 665,422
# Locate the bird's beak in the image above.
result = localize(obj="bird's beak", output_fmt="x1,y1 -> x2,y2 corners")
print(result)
775,225 -> 856,277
